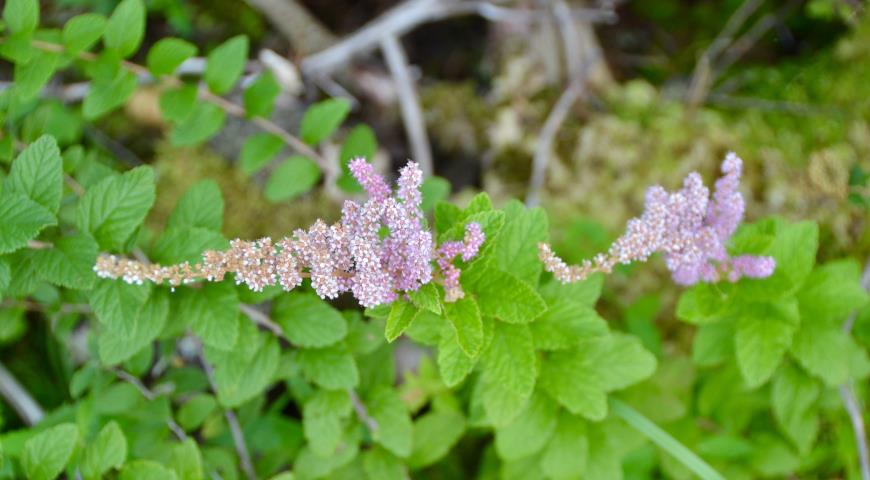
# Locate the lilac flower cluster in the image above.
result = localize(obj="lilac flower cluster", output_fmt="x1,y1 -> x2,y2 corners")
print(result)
95,159 -> 484,307
540,153 -> 775,286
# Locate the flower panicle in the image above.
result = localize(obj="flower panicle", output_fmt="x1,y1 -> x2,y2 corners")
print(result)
539,153 -> 775,286
95,159 -> 484,307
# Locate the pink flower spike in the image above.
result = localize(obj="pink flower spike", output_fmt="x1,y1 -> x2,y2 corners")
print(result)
348,158 -> 391,201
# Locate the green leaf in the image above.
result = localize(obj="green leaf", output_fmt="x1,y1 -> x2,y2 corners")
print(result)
676,283 -> 729,325
692,322 -> 734,367
169,103 -> 227,146
495,393 -> 558,461
159,84 -> 197,124
77,166 -> 155,251
3,0 -> 38,34
736,219 -> 819,297
240,133 -> 284,175
63,13 -> 107,54
443,296 -> 484,357
170,439 -> 203,480
83,67 -> 138,119
273,292 -> 347,347
385,301 -> 417,342
467,267 -> 547,324
368,386 -> 413,458
531,298 -> 607,350
244,71 -> 281,118
408,408 -> 465,468
119,460 -> 179,480
22,423 -> 80,480
4,135 -> 62,213
98,289 -> 168,364
300,98 -> 351,145
204,35 -> 248,95
735,300 -> 799,388
32,234 -> 98,290
0,258 -> 10,295
480,322 -> 537,426
408,283 -> 441,314
363,447 -> 406,480
298,345 -> 359,389
797,259 -> 869,323
14,50 -> 58,100
491,200 -> 548,284
421,177 -> 450,213
539,411 -> 588,479
209,320 -> 280,407
790,316 -> 852,386
82,421 -> 127,479
151,226 -> 227,265
0,192 -> 56,255
179,281 -> 240,349
771,365 -> 819,454
177,394 -> 217,431
104,0 -> 145,57
303,390 -> 352,456
90,279 -> 151,335
168,180 -> 224,232
337,124 -> 377,193
147,38 -> 198,76
437,323 -> 475,387
264,156 -> 321,202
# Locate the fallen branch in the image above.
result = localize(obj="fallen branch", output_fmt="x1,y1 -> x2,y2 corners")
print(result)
0,361 -> 44,426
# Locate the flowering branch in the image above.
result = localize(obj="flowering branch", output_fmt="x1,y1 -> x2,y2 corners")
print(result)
95,160 -> 483,307
539,153 -> 775,286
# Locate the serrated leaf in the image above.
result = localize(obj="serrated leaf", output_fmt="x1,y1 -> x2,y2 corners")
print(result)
273,293 -> 347,347
244,71 -> 281,118
491,200 -> 548,284
735,300 -> 799,388
408,283 -> 441,314
169,103 -> 226,147
82,421 -> 127,479
32,234 -> 98,289
4,135 -> 62,213
300,98 -> 351,145
209,322 -> 280,407
303,390 -> 351,456
147,38 -> 198,76
408,408 -> 465,468
0,191 -> 56,255
443,296 -> 483,357
240,133 -> 284,175
480,322 -> 536,426
90,279 -> 150,335
539,411 -> 588,479
170,439 -> 203,480
368,386 -> 413,458
797,259 -> 869,323
14,50 -> 58,100
0,259 -> 10,294
104,0 -> 145,57
151,226 -> 227,265
298,345 -> 359,389
22,423 -> 80,480
119,460 -> 179,480
363,447 -> 406,480
468,267 -> 547,324
3,0 -> 39,34
83,69 -> 138,119
177,394 -> 217,431
77,166 -> 155,251
772,365 -> 819,454
99,289 -> 168,364
530,298 -> 607,350
264,156 -> 321,202
495,393 -> 558,461
159,84 -> 197,124
385,301 -> 417,342
168,180 -> 224,232
437,324 -> 475,387
205,35 -> 248,95
179,281 -> 240,349
790,317 -> 851,386
63,13 -> 107,54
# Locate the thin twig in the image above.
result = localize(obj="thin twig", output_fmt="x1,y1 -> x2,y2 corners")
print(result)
26,240 -> 53,250
0,361 -> 45,425
714,0 -> 801,75
380,34 -> 433,177
299,0 -> 615,78
841,259 -> 870,480
243,0 -> 337,56
201,354 -> 257,480
112,368 -> 188,441
348,389 -> 379,433
239,304 -> 285,338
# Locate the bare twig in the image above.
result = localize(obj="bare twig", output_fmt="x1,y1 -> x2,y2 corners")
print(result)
243,0 -> 337,55
348,388 -> 379,433
112,368 -> 188,441
687,0 -> 764,107
299,0 -> 615,78
0,362 -> 45,425
239,304 -> 285,338
841,259 -> 870,480
201,355 -> 256,480
715,0 -> 801,75
380,34 -> 433,176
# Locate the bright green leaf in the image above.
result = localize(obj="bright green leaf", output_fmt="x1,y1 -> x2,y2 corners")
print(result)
244,71 -> 281,118
83,69 -> 138,119
169,103 -> 226,147
264,156 -> 321,202
368,386 -> 413,458
104,0 -> 145,57
300,98 -> 351,145
147,38 -> 198,76
204,35 -> 248,95
480,322 -> 536,426
273,293 -> 347,347
179,281 -> 240,350
63,13 -> 107,54
168,180 -> 224,232
0,192 -> 56,255
22,423 -> 80,480
77,166 -> 155,251
3,0 -> 39,34
298,345 -> 359,390
495,393 -> 558,461
240,133 -> 284,175
443,296 -> 483,358
82,421 -> 127,479
735,300 -> 799,388
4,135 -> 62,213
385,301 -> 417,342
